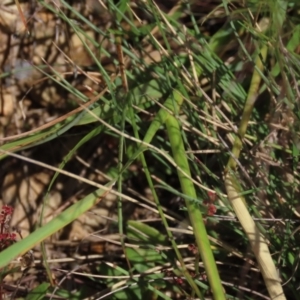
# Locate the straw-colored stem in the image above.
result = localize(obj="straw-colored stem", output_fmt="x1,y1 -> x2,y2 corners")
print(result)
224,45 -> 286,299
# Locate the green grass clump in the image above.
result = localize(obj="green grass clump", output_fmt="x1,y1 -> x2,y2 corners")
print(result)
0,0 -> 300,299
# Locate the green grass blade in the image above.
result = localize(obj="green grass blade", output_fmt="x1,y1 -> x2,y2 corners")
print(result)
165,113 -> 225,300
0,182 -> 115,269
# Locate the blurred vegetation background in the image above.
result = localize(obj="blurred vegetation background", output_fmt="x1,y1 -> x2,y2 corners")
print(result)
0,0 -> 299,299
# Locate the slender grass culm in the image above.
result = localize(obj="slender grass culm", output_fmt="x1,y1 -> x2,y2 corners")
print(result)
0,0 -> 299,299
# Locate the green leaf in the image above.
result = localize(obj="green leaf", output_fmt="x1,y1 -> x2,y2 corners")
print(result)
127,220 -> 168,245
25,282 -> 50,300
0,182 -> 115,269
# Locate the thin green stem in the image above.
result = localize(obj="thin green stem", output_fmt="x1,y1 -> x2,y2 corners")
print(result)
165,113 -> 225,300
127,93 -> 203,298
227,45 -> 268,170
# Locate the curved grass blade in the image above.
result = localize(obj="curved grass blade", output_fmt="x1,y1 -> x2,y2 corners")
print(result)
0,182 -> 115,269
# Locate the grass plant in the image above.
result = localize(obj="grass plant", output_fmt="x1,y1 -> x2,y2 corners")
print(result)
0,0 -> 300,299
